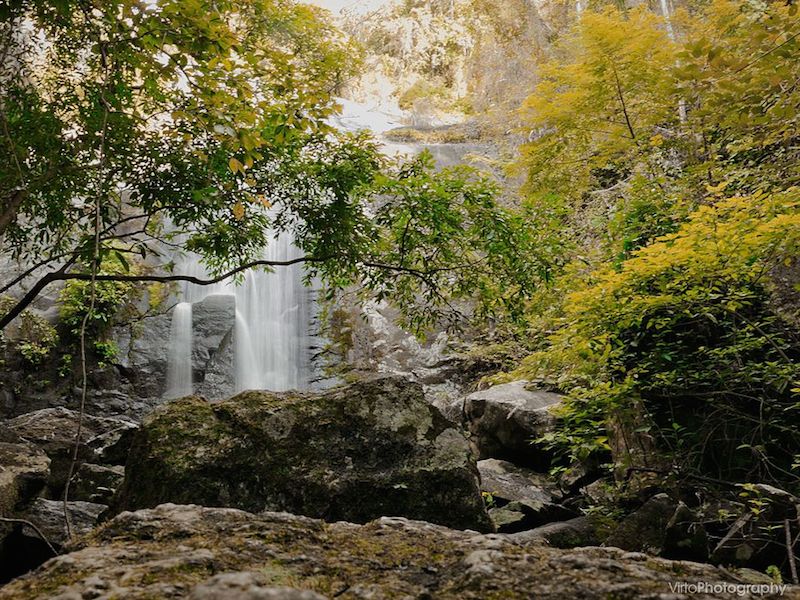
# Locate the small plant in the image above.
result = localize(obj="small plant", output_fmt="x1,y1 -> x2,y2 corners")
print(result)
766,565 -> 783,584
93,340 -> 119,367
15,311 -> 59,365
737,484 -> 772,518
482,491 -> 497,509
58,353 -> 73,379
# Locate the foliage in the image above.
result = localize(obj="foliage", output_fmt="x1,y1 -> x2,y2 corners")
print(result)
0,0 -> 546,336
59,254 -> 137,340
519,6 -> 678,211
0,0 -> 355,266
15,310 -> 59,365
363,151 -> 544,331
511,0 -> 800,488
511,189 -> 800,485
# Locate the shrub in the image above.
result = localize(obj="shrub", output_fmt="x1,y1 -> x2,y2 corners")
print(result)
16,311 -> 59,365
506,189 -> 800,488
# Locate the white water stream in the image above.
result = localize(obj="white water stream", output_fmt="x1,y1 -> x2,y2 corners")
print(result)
163,231 -> 311,397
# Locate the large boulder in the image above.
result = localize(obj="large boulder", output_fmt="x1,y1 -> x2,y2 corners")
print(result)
113,294 -> 236,402
4,408 -> 137,495
115,376 -> 493,532
0,503 -> 789,599
462,381 -> 563,467
0,437 -> 50,515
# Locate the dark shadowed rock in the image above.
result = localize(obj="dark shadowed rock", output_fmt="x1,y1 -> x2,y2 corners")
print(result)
506,516 -> 602,548
71,463 -> 125,504
115,376 -> 493,532
606,493 -> 679,554
0,503 -> 789,599
463,381 -> 562,467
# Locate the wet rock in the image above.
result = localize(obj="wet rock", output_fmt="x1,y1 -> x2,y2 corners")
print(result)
112,313 -> 172,399
0,439 -> 50,514
5,408 -> 136,494
606,493 -> 679,554
115,376 -> 493,532
71,463 -> 124,504
0,503 -> 787,600
463,381 -> 563,467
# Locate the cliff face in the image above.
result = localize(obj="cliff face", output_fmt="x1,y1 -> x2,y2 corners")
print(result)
338,0 -> 558,128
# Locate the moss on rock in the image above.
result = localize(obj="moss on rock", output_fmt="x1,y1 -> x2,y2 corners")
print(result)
115,376 -> 492,532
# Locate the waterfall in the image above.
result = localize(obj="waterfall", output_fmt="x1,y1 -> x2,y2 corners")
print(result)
164,302 -> 193,398
163,231 -> 313,396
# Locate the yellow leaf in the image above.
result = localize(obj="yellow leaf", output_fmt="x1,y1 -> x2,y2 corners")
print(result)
232,201 -> 245,220
228,158 -> 243,174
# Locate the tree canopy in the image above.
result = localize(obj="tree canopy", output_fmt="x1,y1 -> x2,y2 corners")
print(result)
0,0 -> 539,332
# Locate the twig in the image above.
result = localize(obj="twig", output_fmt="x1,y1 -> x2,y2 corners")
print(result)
713,512 -> 752,556
786,519 -> 799,584
0,517 -> 59,557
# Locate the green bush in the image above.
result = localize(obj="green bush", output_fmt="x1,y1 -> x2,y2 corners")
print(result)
59,259 -> 135,339
505,190 -> 800,488
16,311 -> 59,365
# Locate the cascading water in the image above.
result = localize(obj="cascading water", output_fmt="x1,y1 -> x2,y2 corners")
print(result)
164,302 -> 193,398
163,230 -> 313,397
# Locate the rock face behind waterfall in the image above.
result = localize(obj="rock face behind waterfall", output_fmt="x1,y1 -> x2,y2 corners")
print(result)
115,376 -> 493,532
1,504 -> 788,600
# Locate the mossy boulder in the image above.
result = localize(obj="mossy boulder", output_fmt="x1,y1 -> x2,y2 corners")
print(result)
1,503 -> 788,599
115,376 -> 492,532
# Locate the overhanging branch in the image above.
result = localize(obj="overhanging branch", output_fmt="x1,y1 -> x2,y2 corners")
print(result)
0,255 -> 455,331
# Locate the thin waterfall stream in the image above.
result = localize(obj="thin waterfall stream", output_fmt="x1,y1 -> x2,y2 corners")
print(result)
163,231 -> 312,397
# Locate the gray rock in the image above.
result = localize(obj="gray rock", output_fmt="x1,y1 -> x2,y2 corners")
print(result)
195,329 -> 235,400
190,294 -> 236,400
478,458 -> 562,504
5,408 -> 136,494
112,313 -> 172,399
0,503 -> 782,599
19,498 -> 105,546
0,440 -> 50,514
189,573 -> 325,600
488,497 -> 576,533
463,381 -> 563,467
115,376 -> 493,532
113,295 -> 236,402
506,516 -> 602,548
488,505 -> 528,532
71,463 -> 124,504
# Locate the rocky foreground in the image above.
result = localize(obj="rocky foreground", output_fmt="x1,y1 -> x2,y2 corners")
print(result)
1,503 -> 793,600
